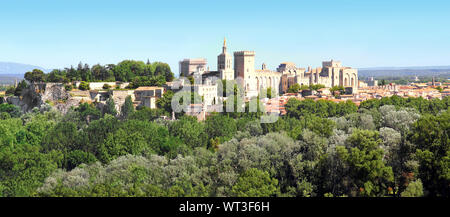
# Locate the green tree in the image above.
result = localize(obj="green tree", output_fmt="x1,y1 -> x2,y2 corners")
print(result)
42,122 -> 78,152
401,179 -> 424,197
156,90 -> 174,113
410,110 -> 450,197
232,168 -> 280,197
24,69 -> 45,83
336,129 -> 394,197
113,60 -> 146,82
309,84 -> 325,91
169,115 -> 208,149
66,150 -> 97,170
75,102 -> 101,124
103,97 -> 117,116
330,85 -> 345,96
14,80 -> 29,96
0,104 -> 21,118
287,83 -> 301,93
205,113 -> 237,146
121,95 -> 134,118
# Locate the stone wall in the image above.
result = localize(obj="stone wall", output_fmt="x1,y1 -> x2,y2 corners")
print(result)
74,82 -> 130,90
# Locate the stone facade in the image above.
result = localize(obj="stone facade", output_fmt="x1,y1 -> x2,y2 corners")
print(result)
179,58 -> 207,77
187,80 -> 218,107
367,77 -> 378,86
217,38 -> 234,80
134,86 -> 164,109
180,39 -> 359,98
230,44 -> 358,97
74,81 -> 130,90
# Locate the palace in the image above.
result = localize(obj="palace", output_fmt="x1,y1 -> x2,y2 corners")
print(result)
180,38 -> 359,98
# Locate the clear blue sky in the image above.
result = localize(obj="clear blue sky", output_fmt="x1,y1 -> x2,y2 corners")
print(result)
1,0 -> 449,73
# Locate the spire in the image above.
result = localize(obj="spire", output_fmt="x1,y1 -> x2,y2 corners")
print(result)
222,37 -> 227,53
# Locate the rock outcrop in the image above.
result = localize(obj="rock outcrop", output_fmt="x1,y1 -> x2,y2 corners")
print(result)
7,83 -> 82,114
4,82 -> 136,115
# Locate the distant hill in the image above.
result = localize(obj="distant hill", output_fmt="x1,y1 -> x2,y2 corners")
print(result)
0,61 -> 51,75
358,66 -> 450,78
0,74 -> 24,85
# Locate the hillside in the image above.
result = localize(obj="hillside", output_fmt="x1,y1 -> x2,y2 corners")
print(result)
0,61 -> 50,75
358,66 -> 450,78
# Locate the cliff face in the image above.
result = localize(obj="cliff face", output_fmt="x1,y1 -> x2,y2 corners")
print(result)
7,83 -> 82,114
5,83 -> 135,115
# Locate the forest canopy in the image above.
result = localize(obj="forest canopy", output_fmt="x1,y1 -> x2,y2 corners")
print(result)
23,60 -> 175,87
0,95 -> 448,197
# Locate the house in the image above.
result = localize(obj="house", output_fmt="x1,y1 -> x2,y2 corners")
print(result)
134,86 -> 165,109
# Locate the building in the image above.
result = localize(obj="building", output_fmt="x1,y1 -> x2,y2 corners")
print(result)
134,86 -> 165,109
180,39 -> 359,99
233,51 -> 282,98
186,80 -> 218,107
217,38 -> 234,80
179,58 -> 207,77
367,77 -> 378,86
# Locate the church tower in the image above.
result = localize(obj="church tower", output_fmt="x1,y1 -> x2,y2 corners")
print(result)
218,37 -> 234,80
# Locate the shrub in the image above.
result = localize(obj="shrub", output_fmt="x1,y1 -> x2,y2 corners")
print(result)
79,81 -> 90,90
64,84 -> 73,91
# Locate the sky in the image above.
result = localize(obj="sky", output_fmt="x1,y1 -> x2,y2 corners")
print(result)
1,0 -> 450,74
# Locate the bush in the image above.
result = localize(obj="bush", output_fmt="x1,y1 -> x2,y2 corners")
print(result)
0,103 -> 21,118
64,84 -> 73,91
5,87 -> 15,96
79,81 -> 90,90
66,150 -> 98,170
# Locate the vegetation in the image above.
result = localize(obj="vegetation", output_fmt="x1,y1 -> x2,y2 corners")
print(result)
288,84 -> 325,93
0,95 -> 448,197
21,60 -> 174,89
78,81 -> 90,91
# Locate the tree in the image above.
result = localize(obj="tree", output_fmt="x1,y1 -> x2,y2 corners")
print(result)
121,95 -> 134,118
103,97 -> 117,116
130,75 -> 166,88
409,110 -> 450,196
113,60 -> 146,82
205,113 -> 237,146
287,83 -> 301,93
262,87 -> 274,99
42,122 -> 78,153
232,168 -> 279,197
401,179 -> 424,197
336,129 -> 394,196
156,90 -> 174,113
66,150 -> 97,170
330,86 -> 345,96
75,103 -> 101,124
14,80 -> 29,96
24,69 -> 45,83
129,107 -> 167,122
0,143 -> 60,196
0,104 -> 21,118
310,84 -> 325,91
169,115 -> 208,149
153,62 -> 174,82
